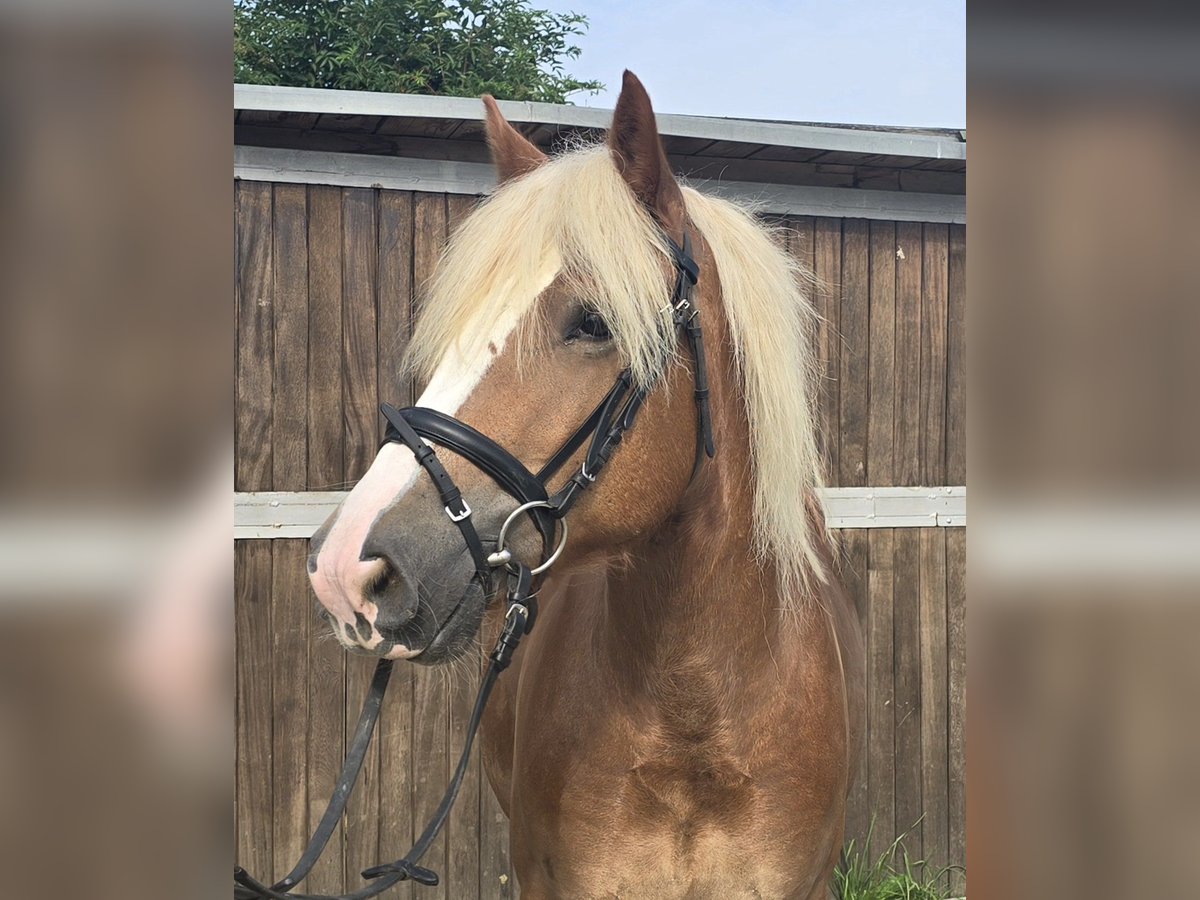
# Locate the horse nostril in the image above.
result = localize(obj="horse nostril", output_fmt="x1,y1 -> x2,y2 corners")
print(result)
359,554 -> 394,599
357,543 -> 420,637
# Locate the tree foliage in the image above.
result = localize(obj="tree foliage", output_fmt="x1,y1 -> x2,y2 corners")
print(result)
235,0 -> 603,103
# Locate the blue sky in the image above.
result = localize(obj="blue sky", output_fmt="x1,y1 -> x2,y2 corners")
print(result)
543,0 -> 965,127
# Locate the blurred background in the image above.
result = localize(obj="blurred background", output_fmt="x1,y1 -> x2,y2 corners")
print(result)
0,1 -> 1196,898
970,6 -> 1200,899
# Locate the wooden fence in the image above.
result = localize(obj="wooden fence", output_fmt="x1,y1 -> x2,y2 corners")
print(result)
235,181 -> 966,897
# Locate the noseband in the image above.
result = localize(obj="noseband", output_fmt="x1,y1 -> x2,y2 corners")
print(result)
234,230 -> 714,899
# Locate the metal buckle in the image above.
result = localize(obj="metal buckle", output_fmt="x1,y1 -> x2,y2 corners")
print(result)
445,500 -> 471,522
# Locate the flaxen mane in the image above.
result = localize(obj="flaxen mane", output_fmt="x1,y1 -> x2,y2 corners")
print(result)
405,146 -> 828,596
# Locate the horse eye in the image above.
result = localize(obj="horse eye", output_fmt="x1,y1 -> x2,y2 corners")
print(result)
568,310 -> 612,342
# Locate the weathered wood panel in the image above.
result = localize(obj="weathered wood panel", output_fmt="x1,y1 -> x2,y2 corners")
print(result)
303,183 -> 347,893
921,224 -> 950,485
235,180 -> 274,879
920,529 -> 950,888
812,217 -> 842,478
866,528 -> 897,851
234,184 -> 967,895
946,528 -> 967,895
892,528 -> 924,856
841,528 -> 871,847
839,219 -> 870,487
946,224 -> 967,485
865,219 -> 898,854
270,184 -> 311,875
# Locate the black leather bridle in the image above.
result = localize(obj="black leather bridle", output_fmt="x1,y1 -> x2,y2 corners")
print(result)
234,230 -> 714,899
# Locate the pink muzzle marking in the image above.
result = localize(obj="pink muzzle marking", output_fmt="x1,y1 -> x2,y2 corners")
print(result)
309,443 -> 419,631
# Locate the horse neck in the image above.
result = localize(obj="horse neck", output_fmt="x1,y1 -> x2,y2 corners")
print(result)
600,477 -> 784,679
600,285 -> 798,680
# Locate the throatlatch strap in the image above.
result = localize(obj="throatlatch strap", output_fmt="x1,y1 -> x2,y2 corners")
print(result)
546,230 -> 712,515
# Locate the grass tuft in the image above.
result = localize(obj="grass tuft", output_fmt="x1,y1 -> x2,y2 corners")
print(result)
832,822 -> 964,900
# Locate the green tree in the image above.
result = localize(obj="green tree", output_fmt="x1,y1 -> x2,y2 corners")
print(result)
235,0 -> 603,103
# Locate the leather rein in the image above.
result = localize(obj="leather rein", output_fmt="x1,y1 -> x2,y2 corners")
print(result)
234,231 -> 714,899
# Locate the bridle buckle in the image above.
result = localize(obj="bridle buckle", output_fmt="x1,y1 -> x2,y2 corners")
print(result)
445,500 -> 472,522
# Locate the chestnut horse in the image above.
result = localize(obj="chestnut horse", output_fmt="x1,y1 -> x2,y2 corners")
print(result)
308,72 -> 864,900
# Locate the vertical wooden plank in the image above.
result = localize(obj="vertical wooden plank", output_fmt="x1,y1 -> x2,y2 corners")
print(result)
892,220 -> 924,857
410,193 -> 448,401
236,181 -> 274,493
377,191 -> 416,439
838,220 -> 869,487
272,183 -> 310,489
946,528 -> 966,894
270,541 -> 312,872
443,193 -> 484,900
892,530 -> 923,858
341,186 -> 382,891
308,184 -> 345,490
867,221 -> 897,488
377,667 -> 416,900
786,215 -> 815,272
343,653 -> 382,894
945,225 -> 966,485
447,669 -> 483,900
235,180 -> 274,875
305,183 -> 346,893
894,223 -> 923,486
376,188 -> 417,900
919,529 -> 949,888
236,542 -> 274,878
308,185 -> 345,490
306,608 -> 347,894
270,183 -> 311,876
920,224 -> 949,485
410,191 -> 451,900
812,218 -> 842,482
481,776 -> 513,900
841,528 -> 870,850
783,214 -> 816,294
863,221 -> 897,859
866,529 -> 896,853
342,188 -> 380,482
784,216 -> 818,454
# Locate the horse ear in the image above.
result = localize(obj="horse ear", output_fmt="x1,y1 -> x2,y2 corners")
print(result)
608,71 -> 685,236
482,95 -> 547,184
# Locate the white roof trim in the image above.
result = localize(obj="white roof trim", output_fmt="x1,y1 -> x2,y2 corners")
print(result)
234,146 -> 966,224
235,83 -> 966,162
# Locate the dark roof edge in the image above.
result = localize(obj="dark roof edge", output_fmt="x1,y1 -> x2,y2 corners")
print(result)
235,84 -> 966,162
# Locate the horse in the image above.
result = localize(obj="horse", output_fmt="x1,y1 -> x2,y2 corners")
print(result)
307,71 -> 865,900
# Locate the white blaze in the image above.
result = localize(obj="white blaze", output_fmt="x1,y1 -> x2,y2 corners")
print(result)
308,267 -> 554,640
